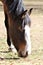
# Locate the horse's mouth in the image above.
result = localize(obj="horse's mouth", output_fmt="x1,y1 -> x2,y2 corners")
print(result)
18,50 -> 28,58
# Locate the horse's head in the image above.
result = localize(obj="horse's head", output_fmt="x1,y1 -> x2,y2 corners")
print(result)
16,9 -> 32,57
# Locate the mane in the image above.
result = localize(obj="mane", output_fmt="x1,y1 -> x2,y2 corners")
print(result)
9,0 -> 19,14
4,0 -> 25,19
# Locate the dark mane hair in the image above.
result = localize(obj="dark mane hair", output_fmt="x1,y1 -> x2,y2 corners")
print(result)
4,0 -> 25,19
5,0 -> 19,14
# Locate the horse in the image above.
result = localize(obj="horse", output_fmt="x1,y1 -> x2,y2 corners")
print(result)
1,0 -> 33,57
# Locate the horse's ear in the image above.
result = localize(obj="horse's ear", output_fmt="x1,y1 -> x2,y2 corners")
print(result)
28,8 -> 33,15
19,10 -> 27,18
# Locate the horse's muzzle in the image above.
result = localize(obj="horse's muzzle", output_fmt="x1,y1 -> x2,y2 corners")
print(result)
18,50 -> 28,57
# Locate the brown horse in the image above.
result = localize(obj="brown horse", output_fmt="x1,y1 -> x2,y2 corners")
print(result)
1,0 -> 33,57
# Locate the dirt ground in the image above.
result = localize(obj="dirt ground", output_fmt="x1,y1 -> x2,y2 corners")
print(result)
0,8 -> 43,65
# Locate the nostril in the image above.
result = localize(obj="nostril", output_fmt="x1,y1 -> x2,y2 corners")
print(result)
26,51 -> 28,56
